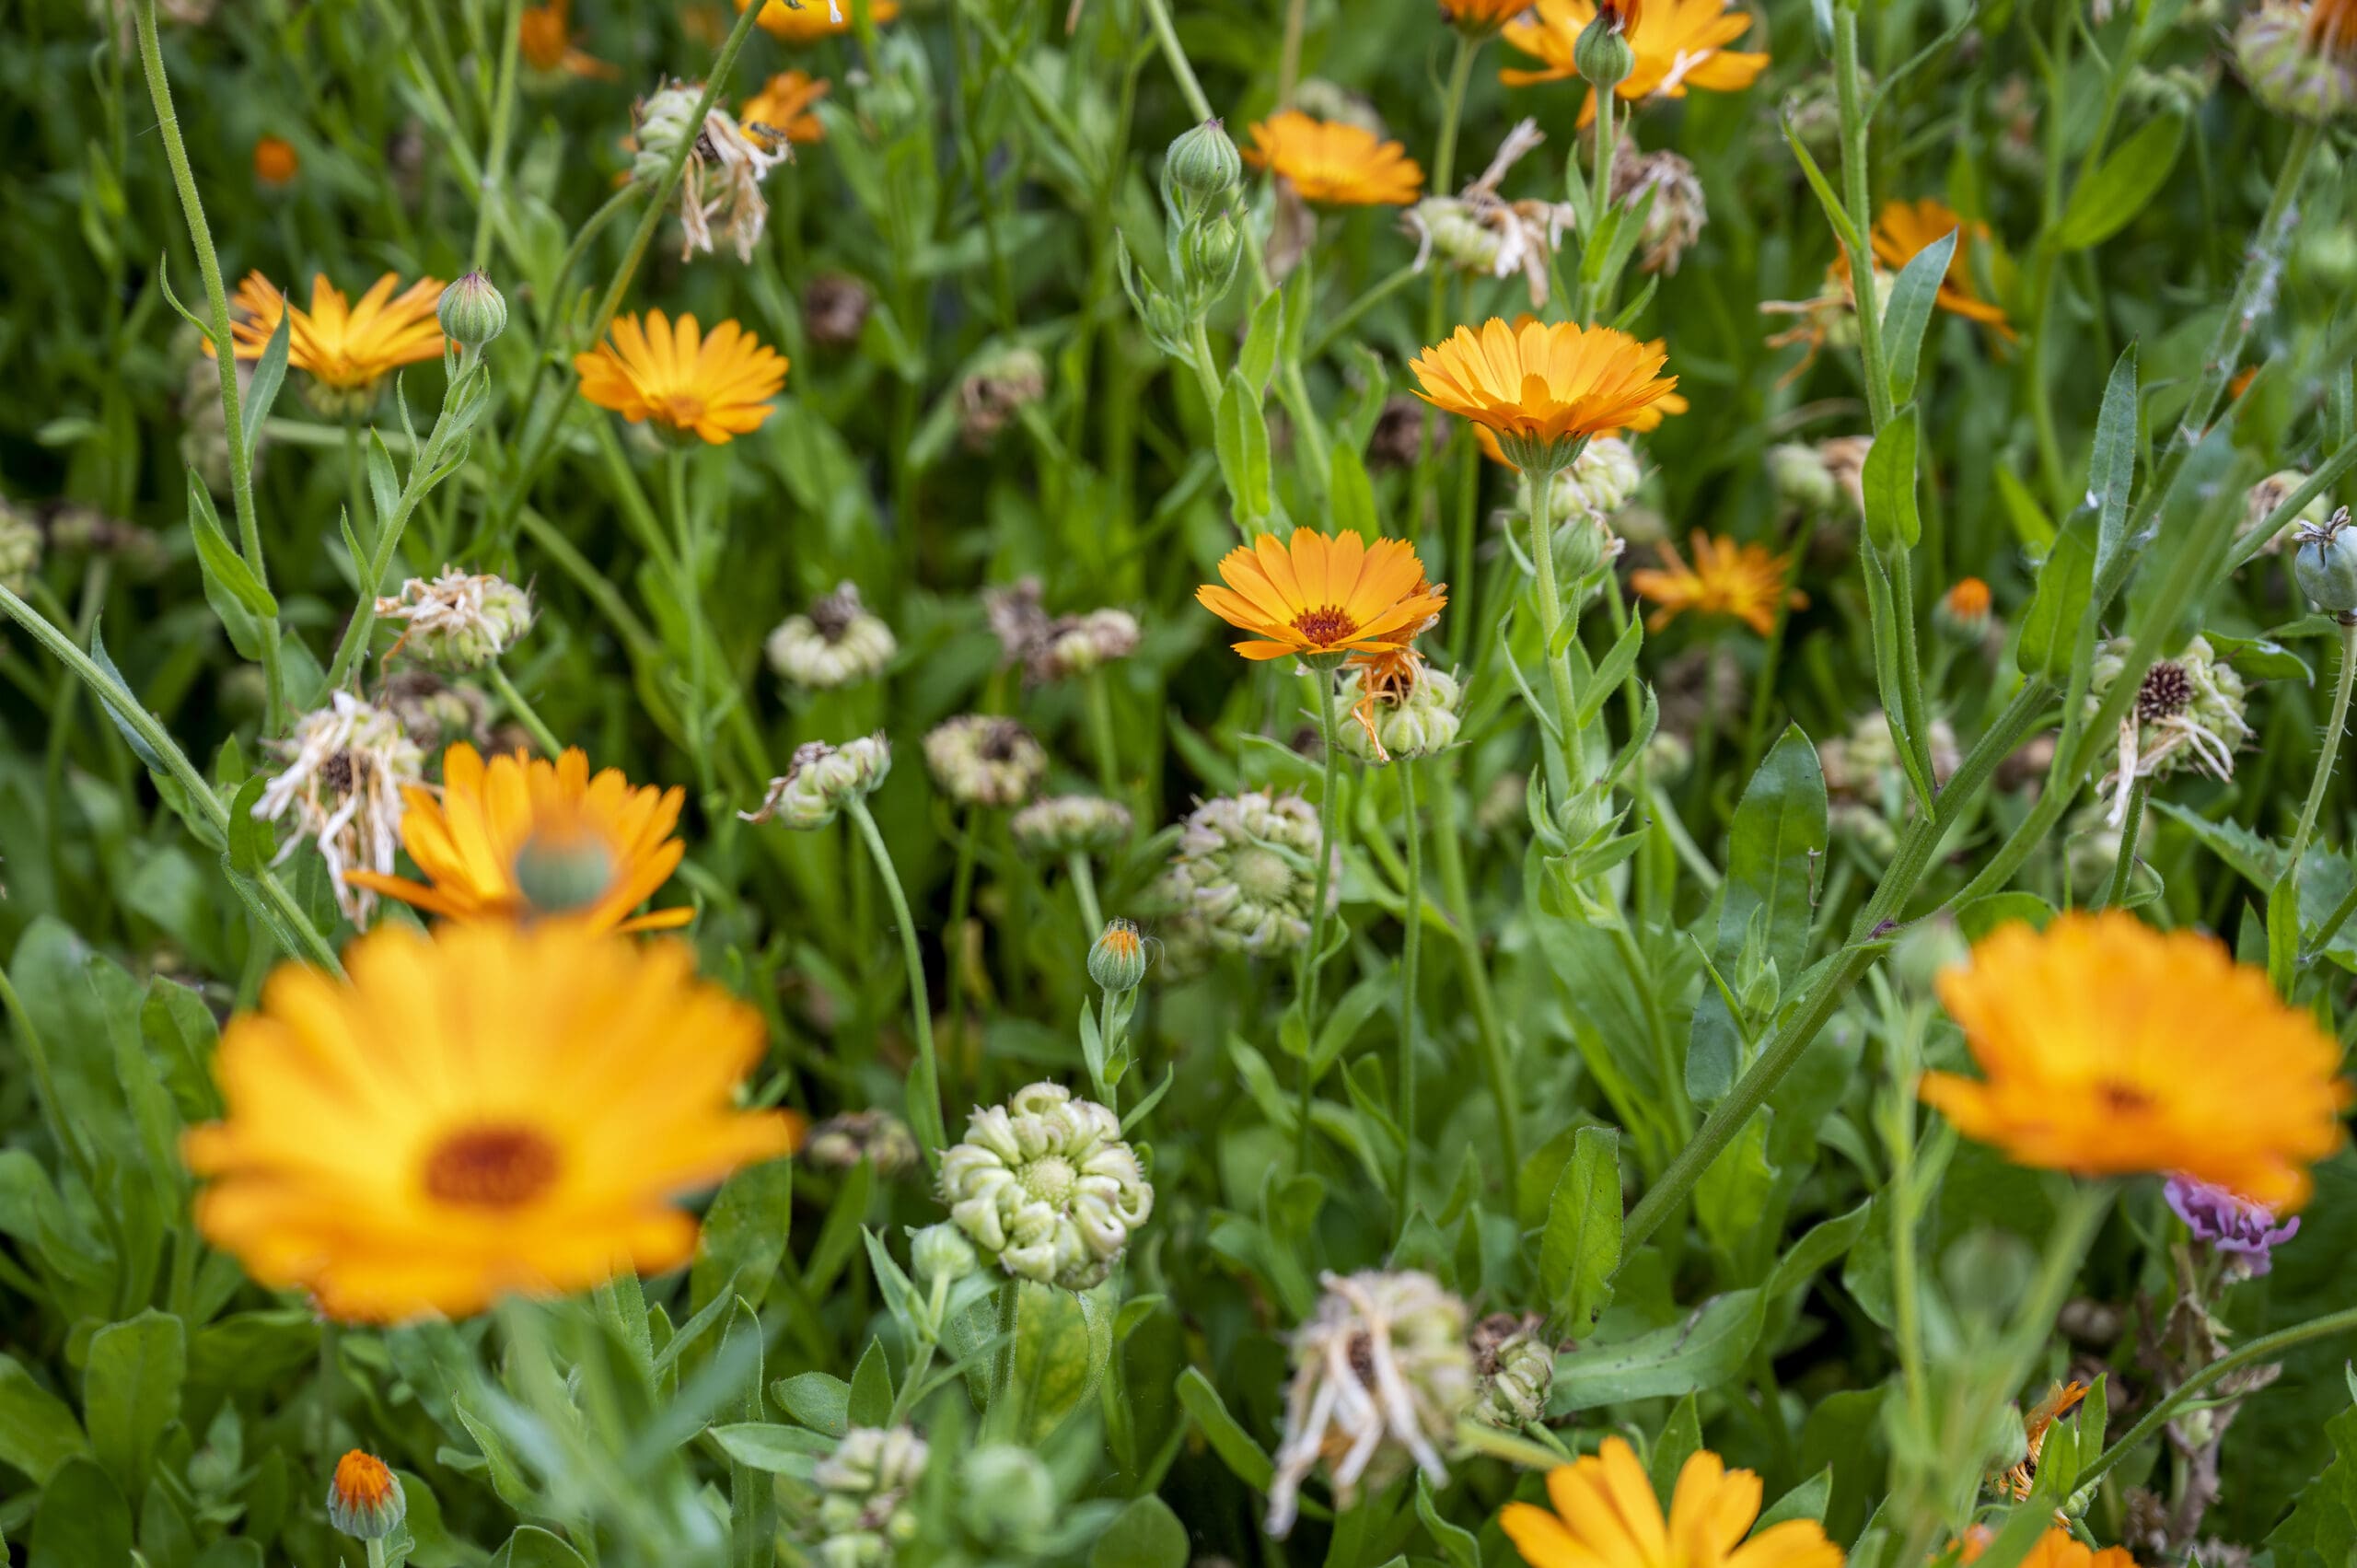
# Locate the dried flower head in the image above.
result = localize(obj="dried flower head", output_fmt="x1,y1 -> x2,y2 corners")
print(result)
958,344 -> 1048,450
1610,145 -> 1708,273
1266,1270 -> 1474,1537
804,273 -> 876,349
252,692 -> 425,923
2086,634 -> 2249,826
1406,122 -> 1576,308
923,715 -> 1048,808
743,736 -> 894,830
804,1110 -> 922,1179
937,1082 -> 1152,1289
375,569 -> 534,670
630,84 -> 791,261
2240,469 -> 2332,555
767,582 -> 898,690
1161,790 -> 1341,955
1011,795 -> 1133,858
1469,1313 -> 1555,1429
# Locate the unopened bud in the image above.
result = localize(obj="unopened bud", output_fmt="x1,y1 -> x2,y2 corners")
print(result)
437,272 -> 508,350
327,1451 -> 406,1540
1088,917 -> 1151,992
1164,119 -> 1243,212
1574,5 -> 1637,90
2294,510 -> 2357,616
911,1222 -> 981,1283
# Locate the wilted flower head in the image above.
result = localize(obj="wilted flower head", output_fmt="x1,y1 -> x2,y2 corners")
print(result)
252,692 -> 425,922
1038,608 -> 1142,680
924,715 -> 1047,807
743,736 -> 893,829
631,83 -> 790,261
378,670 -> 491,754
1162,790 -> 1340,955
958,345 -> 1048,450
1266,1270 -> 1475,1537
1406,121 -> 1574,309
937,1082 -> 1153,1289
2165,1174 -> 2300,1277
1012,795 -> 1132,857
1333,648 -> 1462,763
2087,635 -> 2251,825
804,273 -> 875,348
807,1426 -> 928,1568
804,1110 -> 922,1178
1468,1313 -> 1555,1429
376,569 -> 534,670
2240,469 -> 2332,556
1611,145 -> 1708,274
2235,0 -> 2357,119
767,582 -> 898,691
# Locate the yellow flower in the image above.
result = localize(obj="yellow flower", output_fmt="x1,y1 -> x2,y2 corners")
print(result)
737,0 -> 898,41
574,309 -> 788,444
1999,1380 -> 2089,1501
1960,1528 -> 2138,1568
1630,532 -> 1805,636
1502,1437 -> 1843,1568
229,272 -> 447,391
1437,0 -> 1537,36
1244,111 -> 1425,206
1502,0 -> 1768,126
1411,319 -> 1678,462
742,70 -> 830,146
252,135 -> 299,187
1922,912 -> 2351,1210
1845,198 -> 2014,336
184,922 -> 801,1323
344,744 -> 693,934
1196,528 -> 1448,664
519,0 -> 620,79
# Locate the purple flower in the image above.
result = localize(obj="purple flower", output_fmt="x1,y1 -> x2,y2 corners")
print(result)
2165,1174 -> 2300,1276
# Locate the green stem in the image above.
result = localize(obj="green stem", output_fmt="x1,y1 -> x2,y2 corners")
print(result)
1525,454 -> 1585,796
1585,95 -> 1617,327
1085,668 -> 1122,797
2101,776 -> 2147,911
133,0 -> 284,729
1067,851 -> 1104,938
1276,0 -> 1308,106
1396,757 -> 1422,1228
1306,261 -> 1422,361
1294,672 -> 1345,1169
1429,769 -> 1521,1212
470,0 -> 527,270
1138,0 -> 1216,122
1410,40 -> 1476,552
541,185 -> 639,326
1832,7 -> 1894,432
846,797 -> 946,1168
2285,620 -> 2357,875
487,663 -> 563,756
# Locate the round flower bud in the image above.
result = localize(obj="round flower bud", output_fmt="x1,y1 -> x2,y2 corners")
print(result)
327,1450 -> 406,1540
0,501 -> 41,594
742,735 -> 893,830
804,1110 -> 921,1178
436,272 -> 508,351
810,1426 -> 928,1568
2293,510 -> 2357,615
1162,790 -> 1339,955
1767,441 -> 1840,513
1011,794 -> 1132,857
1469,1313 -> 1555,1429
1185,212 -> 1245,295
910,1221 -> 981,1283
632,85 -> 704,184
1087,917 -> 1151,993
937,1082 -> 1153,1290
767,582 -> 898,691
1573,6 -> 1636,88
959,1446 -> 1058,1546
1935,576 -> 1993,643
923,715 -> 1046,808
1333,656 -> 1462,764
1164,119 -> 1243,209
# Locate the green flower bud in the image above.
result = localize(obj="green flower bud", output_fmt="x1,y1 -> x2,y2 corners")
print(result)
327,1451 -> 406,1540
1573,6 -> 1636,89
436,272 -> 508,350
959,1446 -> 1057,1546
1185,211 -> 1245,296
910,1221 -> 981,1283
1164,119 -> 1243,213
1012,794 -> 1132,857
938,1082 -> 1152,1289
2293,510 -> 2357,616
1088,917 -> 1150,993
743,736 -> 893,830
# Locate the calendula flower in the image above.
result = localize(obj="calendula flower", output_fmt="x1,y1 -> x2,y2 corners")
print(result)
253,692 -> 425,923
343,744 -> 691,934
1244,110 -> 1425,205
743,70 -> 830,146
739,0 -> 898,41
1502,0 -> 1768,126
1440,0 -> 1537,32
629,85 -> 790,260
375,569 -> 534,670
575,310 -> 787,443
1406,122 -> 1576,309
1501,1437 -> 1843,1568
2235,0 -> 2357,118
2086,634 -> 2251,825
252,135 -> 298,186
185,922 -> 800,1322
938,1082 -> 1153,1289
1852,198 -> 2014,336
1921,912 -> 2351,1209
328,1451 -> 405,1539
1196,528 -> 1448,666
1962,1529 -> 2138,1568
1631,532 -> 1805,635
1937,576 -> 1994,642
1998,1381 -> 2090,1501
1161,790 -> 1340,955
518,0 -> 618,80
2165,1174 -> 2301,1277
229,273 -> 447,416
1411,319 -> 1678,468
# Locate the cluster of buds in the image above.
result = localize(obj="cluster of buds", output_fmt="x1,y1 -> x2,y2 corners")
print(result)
376,569 -> 533,670
958,345 -> 1048,451
1406,121 -> 1576,308
1121,121 -> 1247,360
766,582 -> 899,691
1266,1271 -> 1475,1537
2086,635 -> 2251,826
1159,790 -> 1340,955
2235,0 -> 2357,121
1521,435 -> 1641,526
252,692 -> 425,922
742,736 -> 893,830
923,715 -> 1047,808
807,1427 -> 928,1568
937,1082 -> 1153,1289
804,1110 -> 922,1179
1468,1313 -> 1555,1429
1332,650 -> 1462,763
2241,470 -> 2334,557
1011,795 -> 1132,858
1767,442 -> 1840,515
631,83 -> 789,262
982,578 -> 1143,682
1610,146 -> 1709,275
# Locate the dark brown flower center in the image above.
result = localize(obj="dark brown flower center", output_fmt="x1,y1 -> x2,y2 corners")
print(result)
1292,605 -> 1359,645
423,1124 -> 562,1209
2095,1079 -> 2154,1116
320,751 -> 357,794
2138,662 -> 2193,722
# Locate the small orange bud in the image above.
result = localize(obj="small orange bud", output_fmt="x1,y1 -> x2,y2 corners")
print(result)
327,1450 -> 405,1539
252,135 -> 299,187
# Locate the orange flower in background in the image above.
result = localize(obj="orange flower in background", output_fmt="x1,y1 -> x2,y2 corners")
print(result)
1998,1380 -> 2090,1501
344,744 -> 692,934
742,71 -> 830,146
1244,111 -> 1425,205
519,0 -> 620,78
1945,577 -> 1992,621
2307,0 -> 2357,54
1631,532 -> 1805,635
1501,1437 -> 1844,1568
738,0 -> 897,41
252,135 -> 299,186
185,922 -> 801,1323
575,309 -> 788,443
1502,0 -> 1768,125
1839,198 -> 2014,336
1438,0 -> 1537,35
1921,912 -> 2351,1210
229,273 -> 447,391
1411,319 -> 1677,459
1197,528 -> 1448,663
1961,1529 -> 2138,1568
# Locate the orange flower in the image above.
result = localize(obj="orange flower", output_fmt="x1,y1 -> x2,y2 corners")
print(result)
1999,1381 -> 2089,1501
1438,0 -> 1538,34
1922,912 -> 2351,1209
1244,111 -> 1425,206
1853,197 -> 2013,336
228,273 -> 447,399
1502,0 -> 1768,125
1197,528 -> 1447,664
252,135 -> 299,187
1961,1528 -> 2138,1568
742,71 -> 830,147
519,0 -> 620,79
574,309 -> 788,444
1502,1437 -> 1843,1568
737,0 -> 898,41
1630,532 -> 1805,636
1411,319 -> 1677,464
2309,0 -> 2357,54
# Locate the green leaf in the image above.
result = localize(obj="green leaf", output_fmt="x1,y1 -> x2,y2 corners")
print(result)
0,1354 -> 91,1484
488,1527 -> 591,1568
2018,505 -> 2097,680
1759,1468 -> 1834,1528
366,430 -> 403,532
847,1338 -> 894,1428
1881,228 -> 1957,406
86,621 -> 167,772
691,1158 -> 792,1315
1329,444 -> 1378,541
1175,1366 -> 1274,1491
1956,892 -> 2056,944
1538,1126 -> 1621,1334
1089,1494 -> 1190,1568
1416,1471 -> 1480,1568
1648,1394 -> 1704,1503
2089,344 -> 2141,584
83,1309 -> 185,1496
451,1398 -> 536,1512
243,308 -> 292,466
2205,631 -> 2313,684
186,471 -> 276,661
1004,1280 -> 1112,1443
2058,114 -> 2186,250
2262,1382 -> 2357,1568
708,1423 -> 831,1473
1214,371 -> 1273,529
1993,467 -> 2057,553
770,1372 -> 851,1436
1860,407 -> 1922,552
1237,289 -> 1283,393
1550,1290 -> 1765,1411
29,1457 -> 132,1568
226,774 -> 274,878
